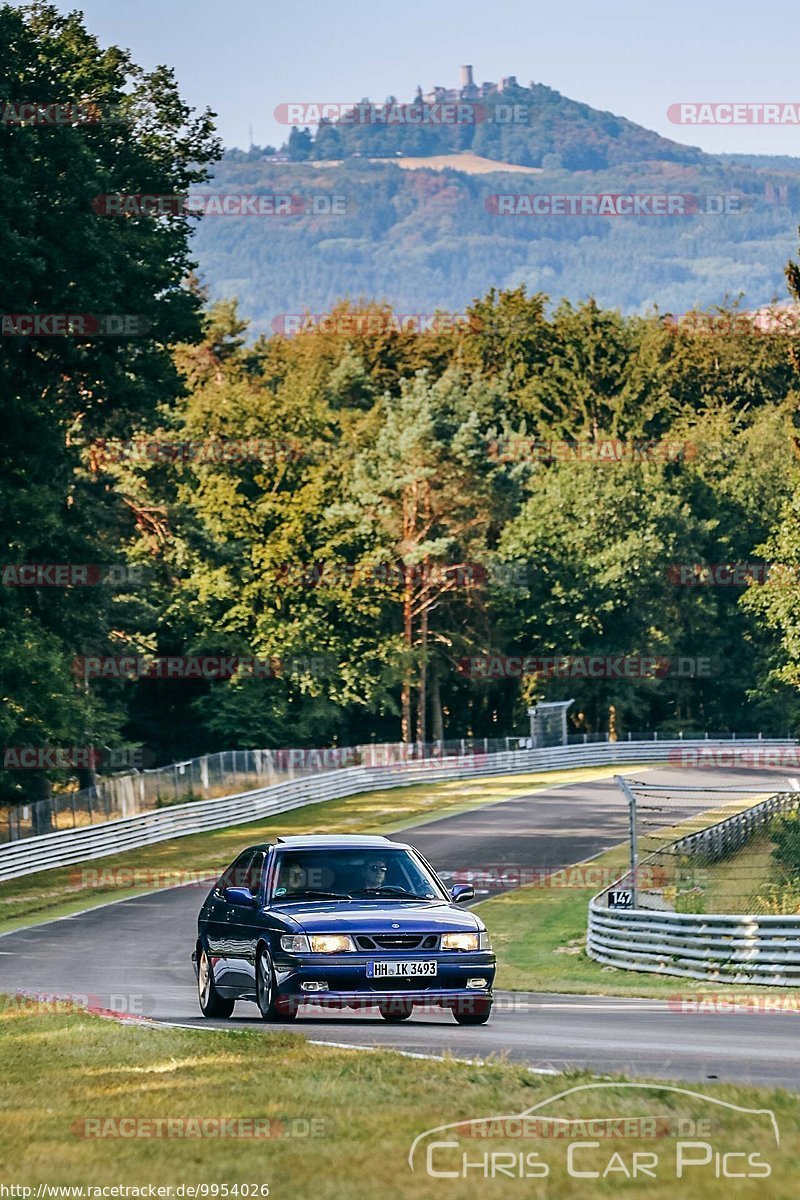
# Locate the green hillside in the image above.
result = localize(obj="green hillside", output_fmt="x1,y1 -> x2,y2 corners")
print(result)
193,155 -> 800,337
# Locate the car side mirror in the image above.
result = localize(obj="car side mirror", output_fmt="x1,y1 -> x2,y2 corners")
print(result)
450,884 -> 475,904
224,886 -> 257,907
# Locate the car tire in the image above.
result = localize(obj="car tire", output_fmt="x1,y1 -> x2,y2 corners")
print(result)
256,947 -> 298,1022
197,946 -> 235,1018
452,997 -> 492,1025
378,1000 -> 413,1022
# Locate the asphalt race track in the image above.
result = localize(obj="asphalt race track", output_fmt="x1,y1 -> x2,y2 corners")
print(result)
2,766 -> 799,1090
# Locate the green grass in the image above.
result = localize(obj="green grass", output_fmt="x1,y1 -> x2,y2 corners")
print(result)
687,831 -> 780,914
476,838 -> 800,998
1,1000 -> 798,1197
0,764 -> 638,935
476,843 -> 673,996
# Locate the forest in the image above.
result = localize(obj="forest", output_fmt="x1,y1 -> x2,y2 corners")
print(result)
4,3 -> 800,812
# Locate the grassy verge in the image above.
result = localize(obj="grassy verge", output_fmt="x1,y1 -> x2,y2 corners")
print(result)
683,831 -> 778,915
476,837 -> 800,998
0,764 -> 639,935
1,1000 -> 797,1197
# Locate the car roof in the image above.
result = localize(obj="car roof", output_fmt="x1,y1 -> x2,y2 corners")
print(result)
274,834 -> 403,849
240,835 -> 412,854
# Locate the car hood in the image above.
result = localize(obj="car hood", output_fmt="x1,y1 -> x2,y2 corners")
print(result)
274,899 -> 483,935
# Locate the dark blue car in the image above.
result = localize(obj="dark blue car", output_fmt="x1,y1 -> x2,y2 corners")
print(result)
193,834 -> 496,1024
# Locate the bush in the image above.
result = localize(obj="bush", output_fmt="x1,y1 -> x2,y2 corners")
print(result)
770,810 -> 800,873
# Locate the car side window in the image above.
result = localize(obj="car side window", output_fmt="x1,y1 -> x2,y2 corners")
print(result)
216,851 -> 254,895
244,851 -> 266,899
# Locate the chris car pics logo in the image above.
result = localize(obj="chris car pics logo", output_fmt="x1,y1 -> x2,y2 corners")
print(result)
409,1083 -> 779,1181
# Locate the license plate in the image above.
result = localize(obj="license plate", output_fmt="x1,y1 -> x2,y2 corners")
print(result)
367,960 -> 437,978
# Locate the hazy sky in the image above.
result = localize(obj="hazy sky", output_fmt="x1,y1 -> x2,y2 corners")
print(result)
52,0 -> 800,156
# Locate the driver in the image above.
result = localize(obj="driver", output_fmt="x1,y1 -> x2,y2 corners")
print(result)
359,857 -> 388,890
277,859 -> 307,895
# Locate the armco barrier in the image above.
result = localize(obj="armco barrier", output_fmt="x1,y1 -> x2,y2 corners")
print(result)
671,790 -> 800,861
0,739 -> 795,884
588,787 -> 800,986
588,907 -> 800,987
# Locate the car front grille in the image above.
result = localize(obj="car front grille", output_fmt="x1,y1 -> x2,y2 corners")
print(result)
355,933 -> 438,951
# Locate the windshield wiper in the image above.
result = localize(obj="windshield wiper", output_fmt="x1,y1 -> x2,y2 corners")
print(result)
273,890 -> 345,901
351,887 -> 435,899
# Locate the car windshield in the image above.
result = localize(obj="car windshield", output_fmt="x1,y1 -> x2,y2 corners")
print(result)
270,848 -> 443,902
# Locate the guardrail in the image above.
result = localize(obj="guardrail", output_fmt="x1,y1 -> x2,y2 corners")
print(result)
3,729 -> 781,843
2,738 -> 532,842
588,908 -> 800,987
0,738 -> 794,884
588,788 -> 800,986
671,791 -> 800,861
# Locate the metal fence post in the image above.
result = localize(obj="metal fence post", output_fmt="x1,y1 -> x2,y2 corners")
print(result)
615,775 -> 638,908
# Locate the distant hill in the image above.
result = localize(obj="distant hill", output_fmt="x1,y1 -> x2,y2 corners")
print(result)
262,72 -> 708,172
192,152 -> 800,338
201,74 -> 800,335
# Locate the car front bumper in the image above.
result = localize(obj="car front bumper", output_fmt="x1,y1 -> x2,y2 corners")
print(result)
273,952 -> 496,1008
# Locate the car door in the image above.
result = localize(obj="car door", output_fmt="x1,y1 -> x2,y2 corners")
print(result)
224,849 -> 268,992
203,850 -> 254,987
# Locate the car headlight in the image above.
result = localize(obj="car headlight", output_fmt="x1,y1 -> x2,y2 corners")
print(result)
309,934 -> 354,953
280,934 -> 311,953
441,932 -> 480,951
479,930 -> 492,951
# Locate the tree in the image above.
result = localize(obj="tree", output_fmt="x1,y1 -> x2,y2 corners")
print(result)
286,126 -> 313,161
345,371 -> 505,741
735,232 -> 800,729
0,2 -> 219,810
311,119 -> 341,161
